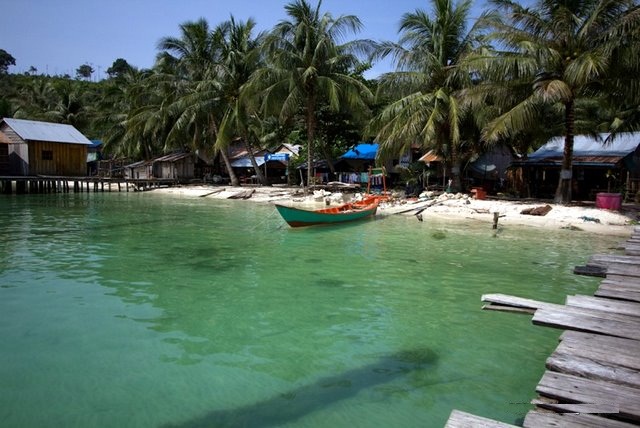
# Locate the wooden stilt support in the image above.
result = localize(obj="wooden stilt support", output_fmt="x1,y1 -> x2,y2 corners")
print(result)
492,212 -> 505,229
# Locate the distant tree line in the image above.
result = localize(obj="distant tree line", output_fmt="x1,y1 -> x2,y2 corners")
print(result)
1,0 -> 639,203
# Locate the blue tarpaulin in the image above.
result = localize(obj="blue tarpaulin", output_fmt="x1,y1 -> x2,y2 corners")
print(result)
530,133 -> 640,159
230,157 -> 266,168
340,143 -> 379,160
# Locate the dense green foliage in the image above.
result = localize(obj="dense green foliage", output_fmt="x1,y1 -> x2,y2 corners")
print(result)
2,0 -> 639,195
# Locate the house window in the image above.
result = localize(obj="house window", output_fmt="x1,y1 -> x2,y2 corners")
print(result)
42,150 -> 53,160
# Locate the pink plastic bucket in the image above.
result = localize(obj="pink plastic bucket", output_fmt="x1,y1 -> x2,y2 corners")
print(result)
595,192 -> 622,210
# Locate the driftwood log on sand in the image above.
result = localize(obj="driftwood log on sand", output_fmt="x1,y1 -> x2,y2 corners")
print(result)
228,189 -> 256,200
199,188 -> 226,197
521,205 -> 552,216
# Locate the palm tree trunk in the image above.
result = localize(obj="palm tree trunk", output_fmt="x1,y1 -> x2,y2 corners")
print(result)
450,143 -> 462,193
210,116 -> 240,186
243,135 -> 270,186
219,150 -> 239,186
554,99 -> 574,205
320,143 -> 336,176
305,97 -> 317,188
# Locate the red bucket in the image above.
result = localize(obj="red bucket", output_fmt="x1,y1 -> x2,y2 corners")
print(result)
471,187 -> 486,200
595,192 -> 622,210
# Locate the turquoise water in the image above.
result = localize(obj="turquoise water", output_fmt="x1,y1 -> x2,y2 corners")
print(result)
0,193 -> 621,427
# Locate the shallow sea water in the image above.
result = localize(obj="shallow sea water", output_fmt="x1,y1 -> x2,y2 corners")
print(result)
0,193 -> 622,427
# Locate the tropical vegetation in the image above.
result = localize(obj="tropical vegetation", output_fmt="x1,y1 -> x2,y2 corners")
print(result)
368,0 -> 484,193
1,0 -> 639,202
472,0 -> 640,203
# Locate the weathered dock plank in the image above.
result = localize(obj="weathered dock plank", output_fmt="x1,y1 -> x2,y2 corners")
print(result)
532,306 -> 640,340
601,264 -> 640,277
596,282 -> 640,303
444,410 -> 517,428
565,295 -> 640,317
481,294 -> 560,313
622,243 -> 640,254
573,265 -> 607,277
546,352 -> 640,388
484,294 -> 639,324
536,371 -> 640,422
603,274 -> 640,287
590,254 -> 640,265
524,410 -> 637,428
559,331 -> 640,369
472,229 -> 640,426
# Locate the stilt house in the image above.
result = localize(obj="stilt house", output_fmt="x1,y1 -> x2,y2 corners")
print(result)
0,118 -> 92,176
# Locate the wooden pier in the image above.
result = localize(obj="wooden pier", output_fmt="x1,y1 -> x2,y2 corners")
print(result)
446,227 -> 640,427
0,175 -> 178,194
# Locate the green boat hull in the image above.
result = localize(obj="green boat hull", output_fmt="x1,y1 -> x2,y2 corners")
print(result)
275,203 -> 378,227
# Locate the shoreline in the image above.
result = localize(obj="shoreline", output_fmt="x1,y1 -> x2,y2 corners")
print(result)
149,184 -> 637,236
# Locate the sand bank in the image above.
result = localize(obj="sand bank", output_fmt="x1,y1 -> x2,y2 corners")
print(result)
150,184 -> 637,236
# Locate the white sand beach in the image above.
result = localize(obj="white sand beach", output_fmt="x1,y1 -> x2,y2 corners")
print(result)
151,184 -> 637,236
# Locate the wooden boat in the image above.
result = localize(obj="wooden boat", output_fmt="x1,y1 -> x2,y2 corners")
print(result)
275,196 -> 380,228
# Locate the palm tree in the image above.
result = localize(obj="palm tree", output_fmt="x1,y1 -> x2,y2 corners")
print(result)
98,68 -> 157,158
368,0 -> 482,192
13,76 -> 55,120
478,0 -> 640,204
214,17 -> 271,185
250,0 -> 374,186
157,18 -> 241,185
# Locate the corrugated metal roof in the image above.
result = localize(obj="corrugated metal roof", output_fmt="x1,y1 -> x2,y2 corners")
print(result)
514,155 -> 624,167
529,132 -> 640,159
155,152 -> 192,162
125,160 -> 153,168
1,118 -> 92,145
230,157 -> 266,168
277,143 -> 301,155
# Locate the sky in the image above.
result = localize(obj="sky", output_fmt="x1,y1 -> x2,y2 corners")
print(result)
1,0 -> 489,80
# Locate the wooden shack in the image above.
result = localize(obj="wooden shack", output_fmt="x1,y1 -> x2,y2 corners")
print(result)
153,152 -> 195,181
0,131 -> 9,175
123,153 -> 197,182
0,118 -> 92,176
124,160 -> 153,180
513,132 -> 640,200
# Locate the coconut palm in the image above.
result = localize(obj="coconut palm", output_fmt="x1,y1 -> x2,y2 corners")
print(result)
477,0 -> 640,204
157,18 -> 241,185
250,0 -> 374,186
157,18 -> 220,81
13,76 -> 57,120
214,17 -> 271,185
368,0 -> 482,192
98,68 -> 156,158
